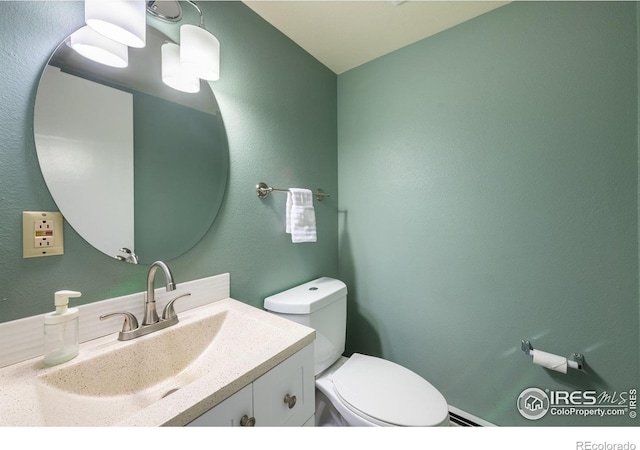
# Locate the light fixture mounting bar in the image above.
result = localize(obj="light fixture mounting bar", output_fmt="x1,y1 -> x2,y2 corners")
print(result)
185,1 -> 206,28
146,1 -> 183,23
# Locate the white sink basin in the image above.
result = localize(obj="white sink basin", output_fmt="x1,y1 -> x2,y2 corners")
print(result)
0,298 -> 315,426
38,310 -> 229,397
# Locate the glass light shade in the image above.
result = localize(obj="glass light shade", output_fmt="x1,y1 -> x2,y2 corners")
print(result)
85,0 -> 146,48
161,43 -> 200,94
69,26 -> 128,68
180,24 -> 220,81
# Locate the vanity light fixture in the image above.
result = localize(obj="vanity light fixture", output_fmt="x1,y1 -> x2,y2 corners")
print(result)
85,0 -> 146,48
161,43 -> 201,93
69,26 -> 129,68
179,2 -> 221,81
147,1 -> 220,81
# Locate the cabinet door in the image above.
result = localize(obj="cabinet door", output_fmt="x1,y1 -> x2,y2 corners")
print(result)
187,384 -> 253,427
253,344 -> 315,426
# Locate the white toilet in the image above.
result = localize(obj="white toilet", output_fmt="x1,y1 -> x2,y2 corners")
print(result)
264,277 -> 450,427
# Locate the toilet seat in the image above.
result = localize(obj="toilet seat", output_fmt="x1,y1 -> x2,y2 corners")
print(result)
331,353 -> 449,427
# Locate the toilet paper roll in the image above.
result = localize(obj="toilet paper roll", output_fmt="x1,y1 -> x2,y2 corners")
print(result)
532,349 -> 568,374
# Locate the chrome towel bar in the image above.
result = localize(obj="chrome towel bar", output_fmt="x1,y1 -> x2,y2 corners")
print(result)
256,182 -> 329,201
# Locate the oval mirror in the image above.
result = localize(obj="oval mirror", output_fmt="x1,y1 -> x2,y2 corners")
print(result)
33,25 -> 229,264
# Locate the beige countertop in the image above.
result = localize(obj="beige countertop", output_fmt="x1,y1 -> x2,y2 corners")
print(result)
0,298 -> 315,426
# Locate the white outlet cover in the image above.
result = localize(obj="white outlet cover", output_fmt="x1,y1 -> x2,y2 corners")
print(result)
22,211 -> 64,258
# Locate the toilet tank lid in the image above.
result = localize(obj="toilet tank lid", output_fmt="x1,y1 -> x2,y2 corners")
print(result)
264,277 -> 347,314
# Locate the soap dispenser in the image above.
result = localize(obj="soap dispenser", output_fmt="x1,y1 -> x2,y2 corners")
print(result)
44,290 -> 81,366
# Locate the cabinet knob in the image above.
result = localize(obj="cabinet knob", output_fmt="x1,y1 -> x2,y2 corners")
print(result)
284,394 -> 297,409
240,415 -> 256,427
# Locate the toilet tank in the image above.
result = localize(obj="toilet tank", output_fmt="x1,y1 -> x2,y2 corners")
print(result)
264,277 -> 347,376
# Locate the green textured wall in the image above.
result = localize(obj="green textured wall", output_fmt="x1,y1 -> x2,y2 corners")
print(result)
338,2 -> 639,426
0,1 -> 337,321
2,0 -> 639,429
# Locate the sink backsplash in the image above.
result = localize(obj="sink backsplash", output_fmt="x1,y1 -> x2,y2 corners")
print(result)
0,273 -> 230,368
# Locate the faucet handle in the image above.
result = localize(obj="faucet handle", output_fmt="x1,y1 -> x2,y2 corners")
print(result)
161,293 -> 191,320
99,312 -> 139,332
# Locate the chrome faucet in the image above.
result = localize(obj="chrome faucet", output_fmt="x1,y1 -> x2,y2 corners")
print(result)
143,261 -> 176,325
100,261 -> 191,341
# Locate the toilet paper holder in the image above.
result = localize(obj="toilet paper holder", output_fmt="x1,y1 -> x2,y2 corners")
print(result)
521,340 -> 584,370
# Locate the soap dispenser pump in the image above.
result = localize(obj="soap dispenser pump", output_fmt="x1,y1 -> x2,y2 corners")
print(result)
44,290 -> 81,366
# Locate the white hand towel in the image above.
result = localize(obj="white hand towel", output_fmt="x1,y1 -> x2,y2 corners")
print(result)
286,188 -> 317,243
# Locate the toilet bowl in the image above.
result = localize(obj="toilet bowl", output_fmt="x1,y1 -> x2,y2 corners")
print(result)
264,277 -> 449,427
316,354 -> 449,427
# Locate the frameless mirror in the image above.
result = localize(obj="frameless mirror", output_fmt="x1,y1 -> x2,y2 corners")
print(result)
33,25 -> 229,264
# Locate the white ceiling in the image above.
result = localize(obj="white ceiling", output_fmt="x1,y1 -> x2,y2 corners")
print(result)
242,1 -> 509,74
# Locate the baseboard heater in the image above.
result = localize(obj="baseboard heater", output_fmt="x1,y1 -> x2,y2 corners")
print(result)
449,411 -> 481,426
448,406 -> 495,427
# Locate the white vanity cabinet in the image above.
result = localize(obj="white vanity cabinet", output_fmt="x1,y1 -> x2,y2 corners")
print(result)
188,384 -> 254,427
188,344 -> 315,427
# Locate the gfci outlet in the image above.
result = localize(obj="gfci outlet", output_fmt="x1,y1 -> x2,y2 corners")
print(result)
23,211 -> 64,258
